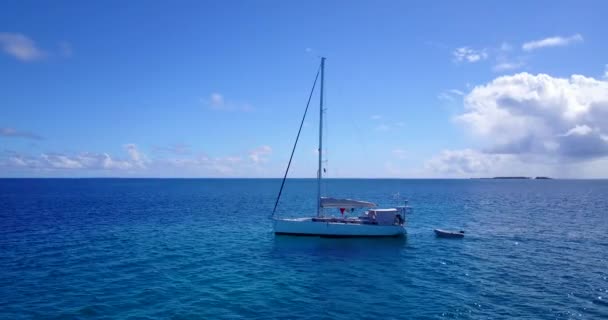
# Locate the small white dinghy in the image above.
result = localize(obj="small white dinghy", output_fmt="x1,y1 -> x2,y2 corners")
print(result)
434,229 -> 465,238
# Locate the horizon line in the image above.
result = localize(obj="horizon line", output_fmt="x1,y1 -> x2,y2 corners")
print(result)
0,177 -> 467,179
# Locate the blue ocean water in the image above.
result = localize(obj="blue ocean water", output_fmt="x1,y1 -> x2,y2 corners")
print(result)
1,179 -> 607,319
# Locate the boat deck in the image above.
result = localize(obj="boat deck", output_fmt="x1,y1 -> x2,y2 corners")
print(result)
311,217 -> 375,224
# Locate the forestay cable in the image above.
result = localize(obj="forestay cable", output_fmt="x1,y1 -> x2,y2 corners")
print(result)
272,65 -> 321,217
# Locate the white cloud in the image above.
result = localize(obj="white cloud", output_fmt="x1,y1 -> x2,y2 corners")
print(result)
2,145 -> 145,171
1,144 -> 277,177
438,89 -> 465,101
248,145 -> 272,164
423,148 -> 566,177
41,153 -> 84,169
438,93 -> 455,102
493,61 -> 524,72
493,41 -> 525,72
209,93 -> 225,109
163,155 -> 243,175
124,143 -> 147,168
426,149 -> 507,175
561,125 -> 592,137
370,114 -> 382,120
0,32 -> 45,61
522,34 -> 583,51
204,93 -> 253,112
449,89 -> 464,96
163,150 -> 263,175
456,72 -> 608,160
604,64 -> 608,79
0,127 -> 43,140
453,47 -> 488,63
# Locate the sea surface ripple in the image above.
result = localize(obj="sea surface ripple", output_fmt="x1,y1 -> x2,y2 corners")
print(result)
1,179 -> 607,319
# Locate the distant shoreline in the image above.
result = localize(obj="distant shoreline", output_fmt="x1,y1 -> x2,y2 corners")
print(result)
472,176 -> 553,180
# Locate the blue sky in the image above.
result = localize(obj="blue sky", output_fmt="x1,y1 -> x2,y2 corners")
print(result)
2,1 -> 608,177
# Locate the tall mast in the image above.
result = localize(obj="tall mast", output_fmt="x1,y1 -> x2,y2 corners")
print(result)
317,57 -> 325,217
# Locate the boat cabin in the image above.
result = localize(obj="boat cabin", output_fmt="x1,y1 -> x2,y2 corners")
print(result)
365,208 -> 403,225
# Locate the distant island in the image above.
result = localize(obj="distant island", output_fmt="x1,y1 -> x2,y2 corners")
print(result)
472,176 -> 553,180
492,176 -> 530,179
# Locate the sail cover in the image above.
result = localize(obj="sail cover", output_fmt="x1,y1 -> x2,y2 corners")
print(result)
320,197 -> 376,208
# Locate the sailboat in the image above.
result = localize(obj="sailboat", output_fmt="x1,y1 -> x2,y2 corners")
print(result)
272,58 -> 409,237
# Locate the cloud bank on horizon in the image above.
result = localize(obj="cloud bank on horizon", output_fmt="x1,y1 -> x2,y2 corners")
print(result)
0,144 -> 274,177
6,69 -> 608,178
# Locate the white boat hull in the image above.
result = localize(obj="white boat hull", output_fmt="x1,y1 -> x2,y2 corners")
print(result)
274,217 -> 405,237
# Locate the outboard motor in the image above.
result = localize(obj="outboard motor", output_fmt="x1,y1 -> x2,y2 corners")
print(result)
396,200 -> 413,216
394,213 -> 404,225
